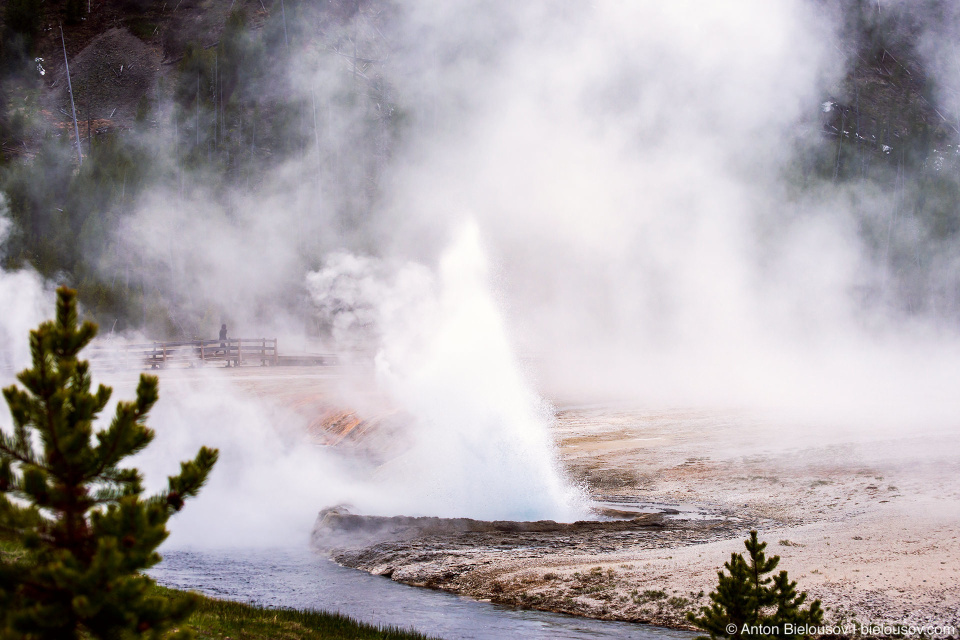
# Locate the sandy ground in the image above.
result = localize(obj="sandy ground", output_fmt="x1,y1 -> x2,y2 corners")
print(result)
160,367 -> 960,632
544,407 -> 960,629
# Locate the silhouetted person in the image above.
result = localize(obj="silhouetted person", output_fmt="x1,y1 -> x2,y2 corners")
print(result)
219,324 -> 228,365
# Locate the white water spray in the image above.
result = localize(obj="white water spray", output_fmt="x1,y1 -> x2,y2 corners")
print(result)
308,221 -> 584,521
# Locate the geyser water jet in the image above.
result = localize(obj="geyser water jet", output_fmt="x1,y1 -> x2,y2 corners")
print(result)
309,221 -> 586,521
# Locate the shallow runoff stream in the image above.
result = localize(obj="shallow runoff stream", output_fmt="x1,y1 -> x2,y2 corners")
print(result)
150,547 -> 696,640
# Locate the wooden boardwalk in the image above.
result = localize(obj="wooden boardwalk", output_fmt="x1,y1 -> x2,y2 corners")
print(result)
87,338 -> 337,370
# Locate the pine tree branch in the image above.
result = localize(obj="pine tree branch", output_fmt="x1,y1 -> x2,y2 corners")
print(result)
0,435 -> 42,468
90,375 -> 157,482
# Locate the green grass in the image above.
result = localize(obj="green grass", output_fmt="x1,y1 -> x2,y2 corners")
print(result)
157,586 -> 438,639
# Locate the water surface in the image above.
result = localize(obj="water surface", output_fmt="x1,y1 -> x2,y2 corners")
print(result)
151,547 -> 696,640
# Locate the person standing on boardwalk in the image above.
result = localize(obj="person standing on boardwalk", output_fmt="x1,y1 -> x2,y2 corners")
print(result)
219,324 -> 228,365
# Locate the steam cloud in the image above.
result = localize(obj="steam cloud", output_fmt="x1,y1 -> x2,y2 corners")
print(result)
3,0 -> 960,546
308,222 -> 583,521
0,197 -> 51,374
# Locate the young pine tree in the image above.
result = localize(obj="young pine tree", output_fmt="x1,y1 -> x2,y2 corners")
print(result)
688,531 -> 823,640
0,286 -> 219,639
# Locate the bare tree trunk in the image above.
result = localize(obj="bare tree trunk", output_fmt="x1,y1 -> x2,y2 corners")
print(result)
312,89 -> 322,180
61,26 -> 83,166
175,117 -> 182,201
833,111 -> 845,181
214,52 -> 218,151
86,91 -> 92,155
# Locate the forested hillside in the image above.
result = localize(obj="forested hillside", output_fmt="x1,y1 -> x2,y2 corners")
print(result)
1,0 -> 398,336
1,0 -> 960,337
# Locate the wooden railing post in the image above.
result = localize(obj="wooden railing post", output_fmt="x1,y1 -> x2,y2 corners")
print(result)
89,336 -> 284,370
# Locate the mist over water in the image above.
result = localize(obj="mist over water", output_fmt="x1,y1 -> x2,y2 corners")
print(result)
3,1 -> 960,546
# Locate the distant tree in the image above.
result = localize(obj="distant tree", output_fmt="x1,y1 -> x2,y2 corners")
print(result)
0,286 -> 218,639
64,0 -> 85,26
218,8 -> 252,104
688,531 -> 823,640
2,0 -> 43,41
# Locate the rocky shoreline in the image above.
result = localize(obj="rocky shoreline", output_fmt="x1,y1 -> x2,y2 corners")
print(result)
311,506 -> 760,629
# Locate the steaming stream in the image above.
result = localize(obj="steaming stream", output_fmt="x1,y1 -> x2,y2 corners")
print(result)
149,547 -> 695,640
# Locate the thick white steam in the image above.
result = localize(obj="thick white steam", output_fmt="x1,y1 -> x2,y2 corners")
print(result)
371,0 -> 960,437
5,1 -> 960,546
0,199 -> 52,376
122,370 -> 367,548
308,222 -> 584,521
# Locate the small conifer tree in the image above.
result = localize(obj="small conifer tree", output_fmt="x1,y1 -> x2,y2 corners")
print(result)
688,530 -> 823,640
0,286 -> 218,639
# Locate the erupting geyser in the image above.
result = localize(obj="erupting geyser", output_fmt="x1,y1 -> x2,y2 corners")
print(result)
309,221 -> 586,522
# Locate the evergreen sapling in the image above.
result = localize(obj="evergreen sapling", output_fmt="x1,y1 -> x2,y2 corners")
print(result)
0,286 -> 218,639
688,530 -> 823,640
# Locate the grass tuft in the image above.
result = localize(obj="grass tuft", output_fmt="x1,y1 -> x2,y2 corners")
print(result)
155,586 -> 438,639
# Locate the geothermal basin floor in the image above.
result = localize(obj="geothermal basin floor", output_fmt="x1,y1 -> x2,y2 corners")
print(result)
543,407 -> 960,628
316,404 -> 960,629
166,367 -> 960,630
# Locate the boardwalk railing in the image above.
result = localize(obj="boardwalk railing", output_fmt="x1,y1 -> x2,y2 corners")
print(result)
88,338 -> 279,369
